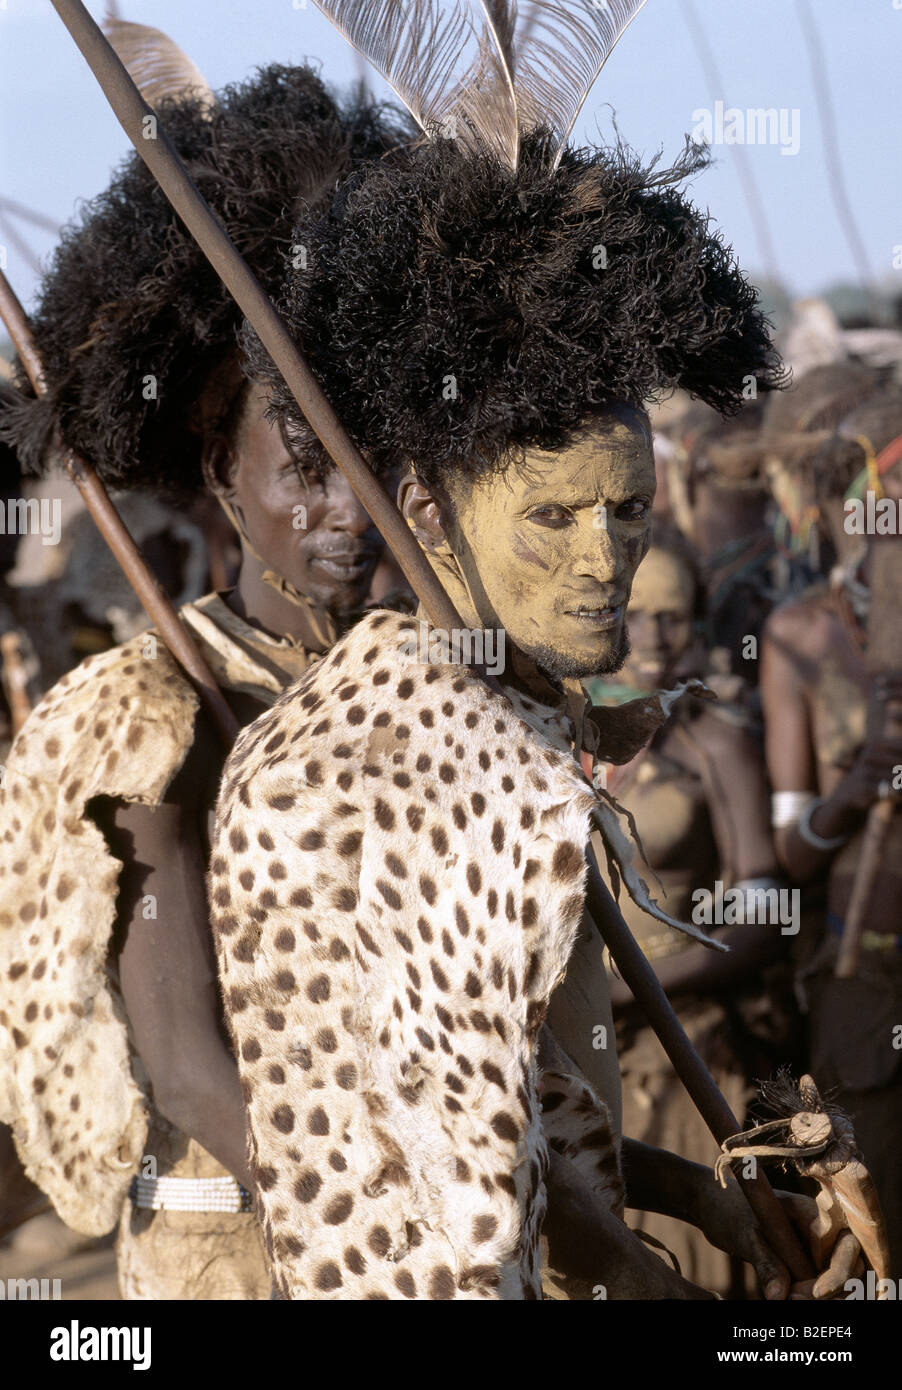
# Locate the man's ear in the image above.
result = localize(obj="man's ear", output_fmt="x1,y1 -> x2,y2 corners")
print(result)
398,474 -> 449,551
201,434 -> 237,499
195,360 -> 248,498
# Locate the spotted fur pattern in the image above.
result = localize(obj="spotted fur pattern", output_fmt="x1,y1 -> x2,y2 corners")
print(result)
0,636 -> 197,1233
540,1070 -> 624,1217
0,595 -> 314,1240
211,610 -> 598,1299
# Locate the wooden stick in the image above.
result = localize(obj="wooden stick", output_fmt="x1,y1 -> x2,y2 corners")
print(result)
49,0 -> 814,1283
0,269 -> 239,748
835,798 -> 895,979
585,857 -> 813,1281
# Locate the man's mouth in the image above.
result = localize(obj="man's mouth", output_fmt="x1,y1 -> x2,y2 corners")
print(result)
309,550 -> 377,582
562,603 -> 623,631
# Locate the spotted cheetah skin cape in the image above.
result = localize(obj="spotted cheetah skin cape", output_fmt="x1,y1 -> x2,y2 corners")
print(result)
0,636 -> 197,1234
211,610 -> 603,1299
0,596 -> 316,1237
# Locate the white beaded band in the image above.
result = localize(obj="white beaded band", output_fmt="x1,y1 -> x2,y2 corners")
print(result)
797,797 -> 850,852
130,1174 -> 253,1214
771,790 -> 815,829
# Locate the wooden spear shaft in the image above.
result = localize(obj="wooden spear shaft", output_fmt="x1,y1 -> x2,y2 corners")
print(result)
49,0 -> 813,1281
585,861 -> 813,1280
0,269 -> 240,747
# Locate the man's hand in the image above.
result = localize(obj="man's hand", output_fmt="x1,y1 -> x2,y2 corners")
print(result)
826,673 -> 902,817
621,1139 -> 867,1299
695,1176 -> 863,1300
693,1170 -> 791,1299
830,738 -> 902,816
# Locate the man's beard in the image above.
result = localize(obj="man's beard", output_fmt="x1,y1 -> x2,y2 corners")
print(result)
525,625 -> 631,682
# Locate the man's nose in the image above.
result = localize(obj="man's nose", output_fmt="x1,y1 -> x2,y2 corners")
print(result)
324,477 -> 377,537
574,516 -> 621,583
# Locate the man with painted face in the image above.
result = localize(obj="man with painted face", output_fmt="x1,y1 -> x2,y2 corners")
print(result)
202,98 -> 857,1296
399,405 -> 653,684
0,58 -> 412,1298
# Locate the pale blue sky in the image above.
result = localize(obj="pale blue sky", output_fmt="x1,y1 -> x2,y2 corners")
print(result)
0,0 -> 900,314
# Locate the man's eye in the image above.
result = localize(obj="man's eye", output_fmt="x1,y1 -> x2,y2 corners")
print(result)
282,458 -> 323,491
527,505 -> 572,526
616,499 -> 650,521
279,458 -> 307,484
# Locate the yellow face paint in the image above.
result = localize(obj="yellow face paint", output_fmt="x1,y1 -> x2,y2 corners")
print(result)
446,406 -> 656,680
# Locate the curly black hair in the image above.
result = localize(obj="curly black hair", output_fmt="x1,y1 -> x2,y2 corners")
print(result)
244,133 -> 786,495
0,65 -> 414,498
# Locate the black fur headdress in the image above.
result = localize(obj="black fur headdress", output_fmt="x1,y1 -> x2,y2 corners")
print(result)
0,60 -> 413,497
243,0 -> 785,491
4,4 -> 784,502
246,134 -> 784,492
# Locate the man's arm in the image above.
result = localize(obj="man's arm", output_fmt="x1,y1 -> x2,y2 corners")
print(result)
760,609 -> 830,882
692,713 -> 778,883
620,1138 -> 862,1300
622,1137 -> 725,1224
760,612 -> 902,881
620,1138 -> 790,1299
543,1149 -> 714,1298
103,793 -> 252,1190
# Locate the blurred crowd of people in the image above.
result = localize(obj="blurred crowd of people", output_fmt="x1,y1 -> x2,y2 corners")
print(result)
589,299 -> 902,1292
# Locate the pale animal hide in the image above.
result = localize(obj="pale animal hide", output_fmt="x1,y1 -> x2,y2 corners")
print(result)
211,610 -> 600,1298
0,594 -> 316,1236
0,636 -> 196,1234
